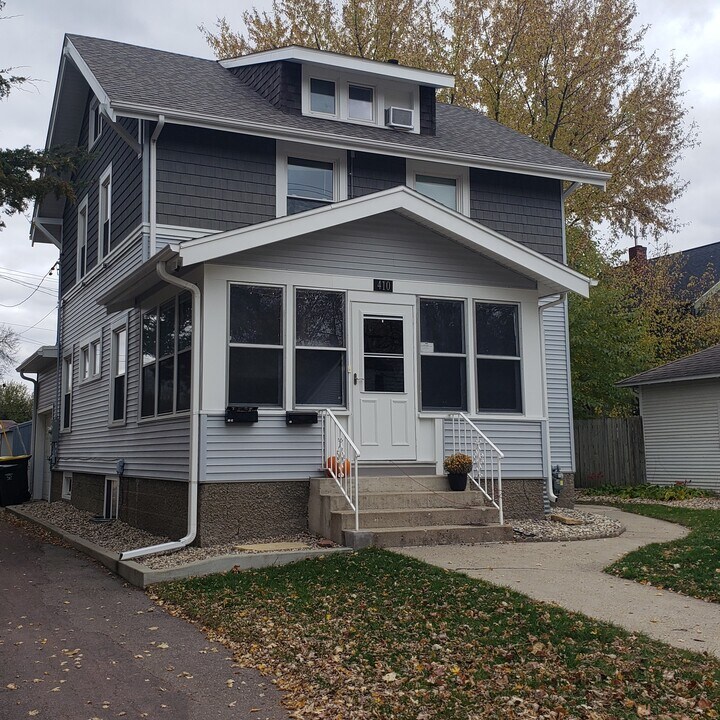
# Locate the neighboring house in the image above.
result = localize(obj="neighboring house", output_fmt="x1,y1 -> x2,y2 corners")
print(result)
617,344 -> 720,493
19,36 -> 608,551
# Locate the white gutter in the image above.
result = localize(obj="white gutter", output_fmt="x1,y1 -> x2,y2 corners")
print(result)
539,293 -> 567,503
119,260 -> 201,560
148,115 -> 165,257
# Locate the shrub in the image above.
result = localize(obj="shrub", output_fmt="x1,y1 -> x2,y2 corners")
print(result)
583,483 -> 716,501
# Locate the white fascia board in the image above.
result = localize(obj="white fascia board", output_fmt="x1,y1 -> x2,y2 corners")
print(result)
111,101 -> 610,188
63,38 -> 114,119
618,373 -> 720,388
179,186 -> 592,297
220,46 -> 455,88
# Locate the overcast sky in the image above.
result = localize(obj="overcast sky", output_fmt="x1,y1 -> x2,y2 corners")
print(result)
1,0 -> 718,383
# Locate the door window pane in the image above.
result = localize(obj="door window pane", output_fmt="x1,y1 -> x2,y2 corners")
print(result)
348,84 -> 373,120
475,303 -> 519,356
364,357 -> 404,392
230,285 -> 283,344
310,78 -> 336,114
477,358 -> 522,412
415,175 -> 457,210
296,349 -> 345,405
420,299 -> 464,354
228,347 -> 283,406
421,356 -> 467,411
296,289 -> 344,347
288,158 -> 334,202
364,318 -> 403,354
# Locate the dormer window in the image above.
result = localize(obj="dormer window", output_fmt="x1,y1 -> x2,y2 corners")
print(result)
310,78 -> 336,115
348,84 -> 374,121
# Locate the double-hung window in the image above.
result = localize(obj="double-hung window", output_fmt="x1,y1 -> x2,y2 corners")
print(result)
89,97 -> 102,148
228,284 -> 283,407
98,165 -> 111,261
76,196 -> 88,282
295,289 -> 346,407
475,302 -> 522,412
419,299 -> 467,410
309,78 -> 336,115
348,84 -> 374,121
111,326 -> 128,423
141,292 -> 192,417
61,355 -> 73,430
80,332 -> 102,382
287,157 -> 334,215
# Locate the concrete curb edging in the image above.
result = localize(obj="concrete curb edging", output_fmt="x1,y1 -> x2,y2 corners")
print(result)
6,505 -> 352,588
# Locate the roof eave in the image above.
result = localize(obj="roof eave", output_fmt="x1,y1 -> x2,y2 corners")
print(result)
617,373 -> 720,388
17,346 -> 58,374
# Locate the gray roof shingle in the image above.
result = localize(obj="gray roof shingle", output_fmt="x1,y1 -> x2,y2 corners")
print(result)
617,344 -> 720,387
66,34 -> 606,180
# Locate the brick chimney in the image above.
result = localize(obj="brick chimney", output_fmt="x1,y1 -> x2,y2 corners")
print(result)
628,245 -> 647,263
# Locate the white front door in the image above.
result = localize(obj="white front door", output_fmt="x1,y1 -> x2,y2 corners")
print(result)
350,302 -> 417,461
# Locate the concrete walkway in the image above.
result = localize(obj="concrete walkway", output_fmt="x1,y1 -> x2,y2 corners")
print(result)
0,512 -> 289,719
398,505 -> 720,657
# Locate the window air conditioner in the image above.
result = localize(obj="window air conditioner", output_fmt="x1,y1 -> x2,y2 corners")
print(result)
384,107 -> 414,130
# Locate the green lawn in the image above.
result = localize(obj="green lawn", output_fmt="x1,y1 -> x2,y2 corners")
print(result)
153,549 -> 719,719
605,503 -> 720,603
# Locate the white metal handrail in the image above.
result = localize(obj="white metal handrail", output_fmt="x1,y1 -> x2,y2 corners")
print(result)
320,409 -> 361,531
449,412 -> 504,524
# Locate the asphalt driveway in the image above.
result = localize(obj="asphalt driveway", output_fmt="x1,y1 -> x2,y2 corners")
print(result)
0,511 -> 288,720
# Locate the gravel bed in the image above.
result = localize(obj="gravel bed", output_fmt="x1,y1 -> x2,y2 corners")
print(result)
576,492 -> 720,510
17,501 -> 337,570
511,508 -> 624,542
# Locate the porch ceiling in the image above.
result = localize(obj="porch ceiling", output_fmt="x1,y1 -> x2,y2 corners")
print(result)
179,186 -> 592,298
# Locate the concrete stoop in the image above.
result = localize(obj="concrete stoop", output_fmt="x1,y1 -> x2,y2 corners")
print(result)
309,475 -> 513,548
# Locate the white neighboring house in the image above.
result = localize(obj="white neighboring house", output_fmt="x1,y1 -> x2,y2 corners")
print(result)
617,344 -> 720,493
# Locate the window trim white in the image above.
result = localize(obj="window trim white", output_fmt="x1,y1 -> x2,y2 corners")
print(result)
88,97 -> 102,149
79,330 -> 102,384
308,77 -> 338,117
406,160 -> 470,215
347,82 -> 376,123
61,353 -> 73,432
76,195 -> 89,284
109,316 -> 129,426
276,141 -> 348,218
62,472 -> 72,500
98,164 -> 112,262
103,476 -> 120,519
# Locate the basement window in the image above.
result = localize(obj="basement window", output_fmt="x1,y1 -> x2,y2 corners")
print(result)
62,473 -> 72,500
104,476 -> 119,519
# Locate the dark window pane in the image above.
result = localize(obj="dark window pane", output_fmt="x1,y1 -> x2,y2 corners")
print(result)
477,358 -> 522,412
158,300 -> 176,359
63,393 -> 71,429
288,158 -> 333,201
228,347 -> 283,406
287,197 -> 331,215
176,351 -> 191,412
420,299 -> 464,354
229,285 -> 283,345
348,84 -> 373,120
113,376 -> 125,421
141,365 -> 156,417
415,174 -> 456,209
421,356 -> 467,411
142,310 -> 157,364
476,303 -> 519,356
310,78 -> 335,114
364,317 -> 403,355
158,356 -> 175,414
364,356 -> 404,392
296,290 -> 344,347
178,292 -> 192,351
296,349 -> 345,406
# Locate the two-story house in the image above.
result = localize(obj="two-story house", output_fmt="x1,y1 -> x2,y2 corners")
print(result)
21,35 -> 608,557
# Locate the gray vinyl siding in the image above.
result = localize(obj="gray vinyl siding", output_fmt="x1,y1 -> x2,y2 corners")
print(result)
349,152 -> 406,198
470,169 -> 563,261
56,239 -> 190,481
419,86 -> 436,136
201,414 -> 322,481
543,301 -> 574,470
231,61 -> 302,114
60,94 -> 142,297
37,365 -> 57,412
639,380 -> 720,492
156,126 -> 275,230
443,419 -> 544,479
233,211 -> 537,289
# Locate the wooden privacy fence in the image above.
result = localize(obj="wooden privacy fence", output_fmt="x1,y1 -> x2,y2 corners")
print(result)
574,417 -> 646,488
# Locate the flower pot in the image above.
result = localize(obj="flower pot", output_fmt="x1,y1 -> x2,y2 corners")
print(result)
447,472 -> 468,491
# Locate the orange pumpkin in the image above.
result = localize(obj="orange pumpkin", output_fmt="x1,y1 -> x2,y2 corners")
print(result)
326,456 -> 352,478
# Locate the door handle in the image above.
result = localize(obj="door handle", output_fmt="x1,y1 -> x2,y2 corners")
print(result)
353,373 -> 364,386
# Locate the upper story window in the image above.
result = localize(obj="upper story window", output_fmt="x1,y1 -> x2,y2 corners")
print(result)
80,331 -> 102,383
111,323 -> 128,424
98,165 -> 112,261
89,97 -> 103,148
61,354 -> 73,431
415,175 -> 457,210
310,78 -> 336,114
348,84 -> 374,121
407,160 -> 469,215
76,196 -> 88,283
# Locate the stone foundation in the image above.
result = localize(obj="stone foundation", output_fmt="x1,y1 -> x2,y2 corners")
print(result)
501,478 -> 545,520
121,476 -> 188,540
553,472 -> 575,510
50,471 -> 105,514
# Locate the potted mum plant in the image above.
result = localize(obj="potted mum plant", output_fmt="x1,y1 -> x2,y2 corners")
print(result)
443,452 -> 472,491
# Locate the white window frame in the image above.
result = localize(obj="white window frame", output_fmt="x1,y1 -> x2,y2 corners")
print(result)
76,196 -> 89,284
62,472 -> 72,500
307,76 -> 338,118
98,164 -> 112,262
89,97 -> 102,148
276,141 -> 347,217
406,160 -> 470,215
61,353 -> 73,432
103,476 -> 120,519
79,330 -> 102,384
347,82 -> 376,123
110,317 -> 128,426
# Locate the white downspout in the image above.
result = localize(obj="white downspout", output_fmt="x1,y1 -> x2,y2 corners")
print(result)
148,115 -> 165,257
539,293 -> 567,503
118,262 -> 201,561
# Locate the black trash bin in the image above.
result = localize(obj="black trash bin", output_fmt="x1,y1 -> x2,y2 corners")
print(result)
0,455 -> 31,506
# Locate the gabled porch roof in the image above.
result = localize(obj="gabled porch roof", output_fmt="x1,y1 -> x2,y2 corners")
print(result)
180,186 -> 592,298
17,346 -> 58,374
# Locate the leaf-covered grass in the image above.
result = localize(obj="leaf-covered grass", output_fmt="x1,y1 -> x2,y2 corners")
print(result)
582,483 -> 716,501
153,549 -> 719,719
605,503 -> 720,603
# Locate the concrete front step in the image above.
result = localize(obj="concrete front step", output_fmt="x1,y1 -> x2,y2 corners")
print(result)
314,475 -> 473,494
323,490 -> 488,512
332,505 -> 499,532
357,462 -> 437,477
344,523 -> 513,549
